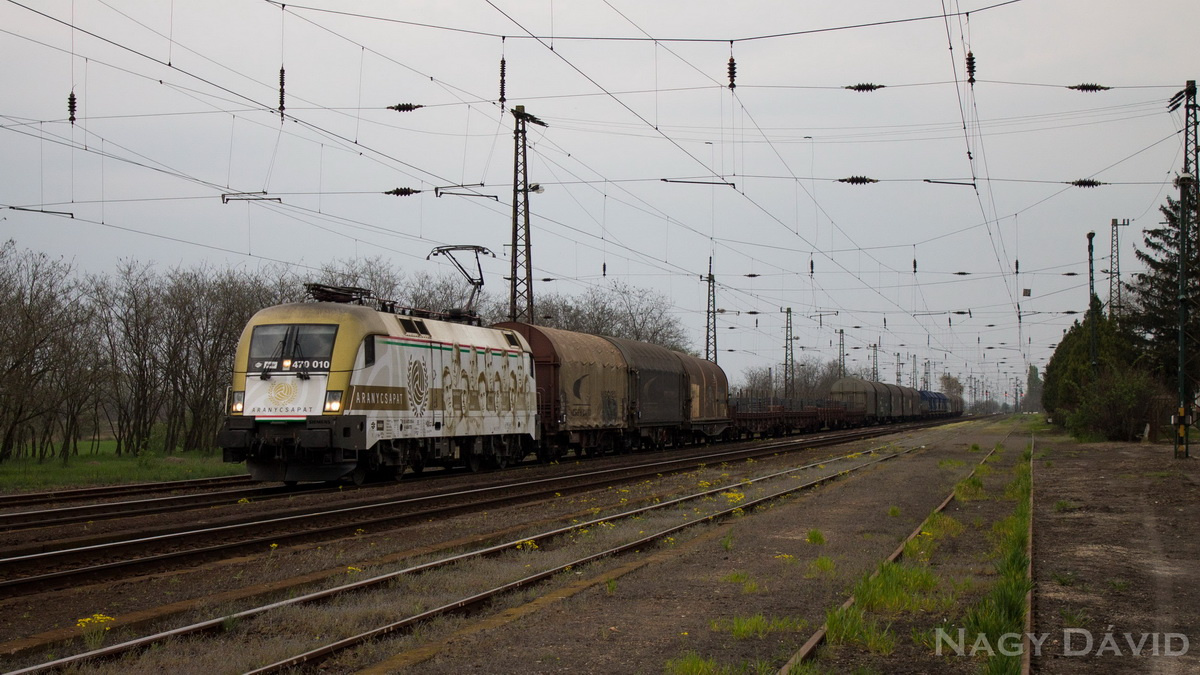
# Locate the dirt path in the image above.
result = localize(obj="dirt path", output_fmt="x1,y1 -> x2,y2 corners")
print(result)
1032,437 -> 1200,674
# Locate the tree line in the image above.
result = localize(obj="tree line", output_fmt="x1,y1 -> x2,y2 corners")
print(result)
1042,191 -> 1197,441
0,245 -> 692,464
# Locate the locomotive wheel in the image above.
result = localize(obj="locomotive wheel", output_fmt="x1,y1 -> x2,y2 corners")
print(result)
351,464 -> 369,486
494,453 -> 509,470
467,452 -> 483,473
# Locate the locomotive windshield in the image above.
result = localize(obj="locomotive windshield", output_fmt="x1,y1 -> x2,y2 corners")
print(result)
248,324 -> 338,374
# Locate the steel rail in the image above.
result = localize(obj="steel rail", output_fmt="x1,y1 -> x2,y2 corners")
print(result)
0,475 -> 255,509
0,421 -> 944,596
10,439 -> 919,675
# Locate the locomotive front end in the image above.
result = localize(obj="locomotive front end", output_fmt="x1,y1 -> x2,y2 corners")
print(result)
218,303 -> 379,483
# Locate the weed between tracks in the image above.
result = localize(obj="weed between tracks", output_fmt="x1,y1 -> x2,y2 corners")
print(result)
800,438 -> 1034,675
52,451 -> 886,674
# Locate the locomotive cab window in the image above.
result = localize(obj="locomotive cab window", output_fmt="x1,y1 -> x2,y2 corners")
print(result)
503,332 -> 521,348
362,336 -> 376,367
398,317 -> 419,335
248,324 -> 337,374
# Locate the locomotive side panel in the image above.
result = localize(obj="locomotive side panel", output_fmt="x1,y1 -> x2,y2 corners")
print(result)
345,317 -> 537,446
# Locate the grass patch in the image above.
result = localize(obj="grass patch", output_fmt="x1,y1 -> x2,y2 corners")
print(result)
1059,606 -> 1091,628
1107,578 -> 1129,592
825,605 -> 895,655
709,613 -> 807,639
806,556 -> 836,578
1053,499 -> 1077,513
1,444 -> 245,491
961,454 -> 1032,675
664,651 -> 776,675
852,562 -> 951,614
967,443 -> 982,453
953,475 -> 986,501
903,512 -> 964,564
886,505 -> 901,518
720,571 -> 761,594
806,528 -> 826,545
938,458 -> 966,470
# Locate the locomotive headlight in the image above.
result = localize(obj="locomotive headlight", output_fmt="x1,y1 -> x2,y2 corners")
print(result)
282,358 -> 292,370
323,390 -> 343,413
231,391 -> 245,414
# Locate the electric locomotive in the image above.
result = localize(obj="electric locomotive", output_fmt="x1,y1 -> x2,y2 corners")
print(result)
217,285 -> 538,484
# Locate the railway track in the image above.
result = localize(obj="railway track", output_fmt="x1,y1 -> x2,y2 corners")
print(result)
0,474 -> 255,510
0,482 -> 330,532
0,422 -> 939,598
7,433 -> 920,674
0,425 -> 923,531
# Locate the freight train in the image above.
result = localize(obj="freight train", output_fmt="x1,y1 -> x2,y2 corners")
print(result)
218,286 -> 962,483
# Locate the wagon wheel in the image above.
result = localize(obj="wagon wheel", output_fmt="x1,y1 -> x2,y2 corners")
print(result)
409,451 -> 425,475
467,451 -> 483,473
350,463 -> 369,486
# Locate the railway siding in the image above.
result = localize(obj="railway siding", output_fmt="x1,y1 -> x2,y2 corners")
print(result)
347,421 -> 1010,673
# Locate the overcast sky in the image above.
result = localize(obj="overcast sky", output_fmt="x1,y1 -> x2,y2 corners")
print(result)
2,0 -> 1198,396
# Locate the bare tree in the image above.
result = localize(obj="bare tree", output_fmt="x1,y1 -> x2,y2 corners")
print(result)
0,242 -> 87,463
532,281 -> 691,351
89,262 -> 167,456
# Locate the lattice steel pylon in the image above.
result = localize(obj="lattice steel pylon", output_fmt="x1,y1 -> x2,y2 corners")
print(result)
783,307 -> 794,398
1169,80 -> 1198,459
1109,218 -> 1129,318
509,105 -> 546,323
705,257 -> 718,362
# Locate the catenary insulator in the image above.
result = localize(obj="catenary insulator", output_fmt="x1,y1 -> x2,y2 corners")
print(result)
845,83 -> 885,92
278,67 -> 286,120
1071,179 -> 1105,188
67,91 -> 77,124
499,57 -> 507,106
727,57 -> 736,89
384,187 -> 421,196
838,175 -> 878,185
388,103 -> 425,112
966,51 -> 976,85
1069,83 -> 1111,92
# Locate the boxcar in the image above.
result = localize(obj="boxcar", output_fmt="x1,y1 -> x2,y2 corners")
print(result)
495,322 -> 629,459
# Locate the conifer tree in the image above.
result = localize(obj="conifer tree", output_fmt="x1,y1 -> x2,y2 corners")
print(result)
1125,193 -> 1200,389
